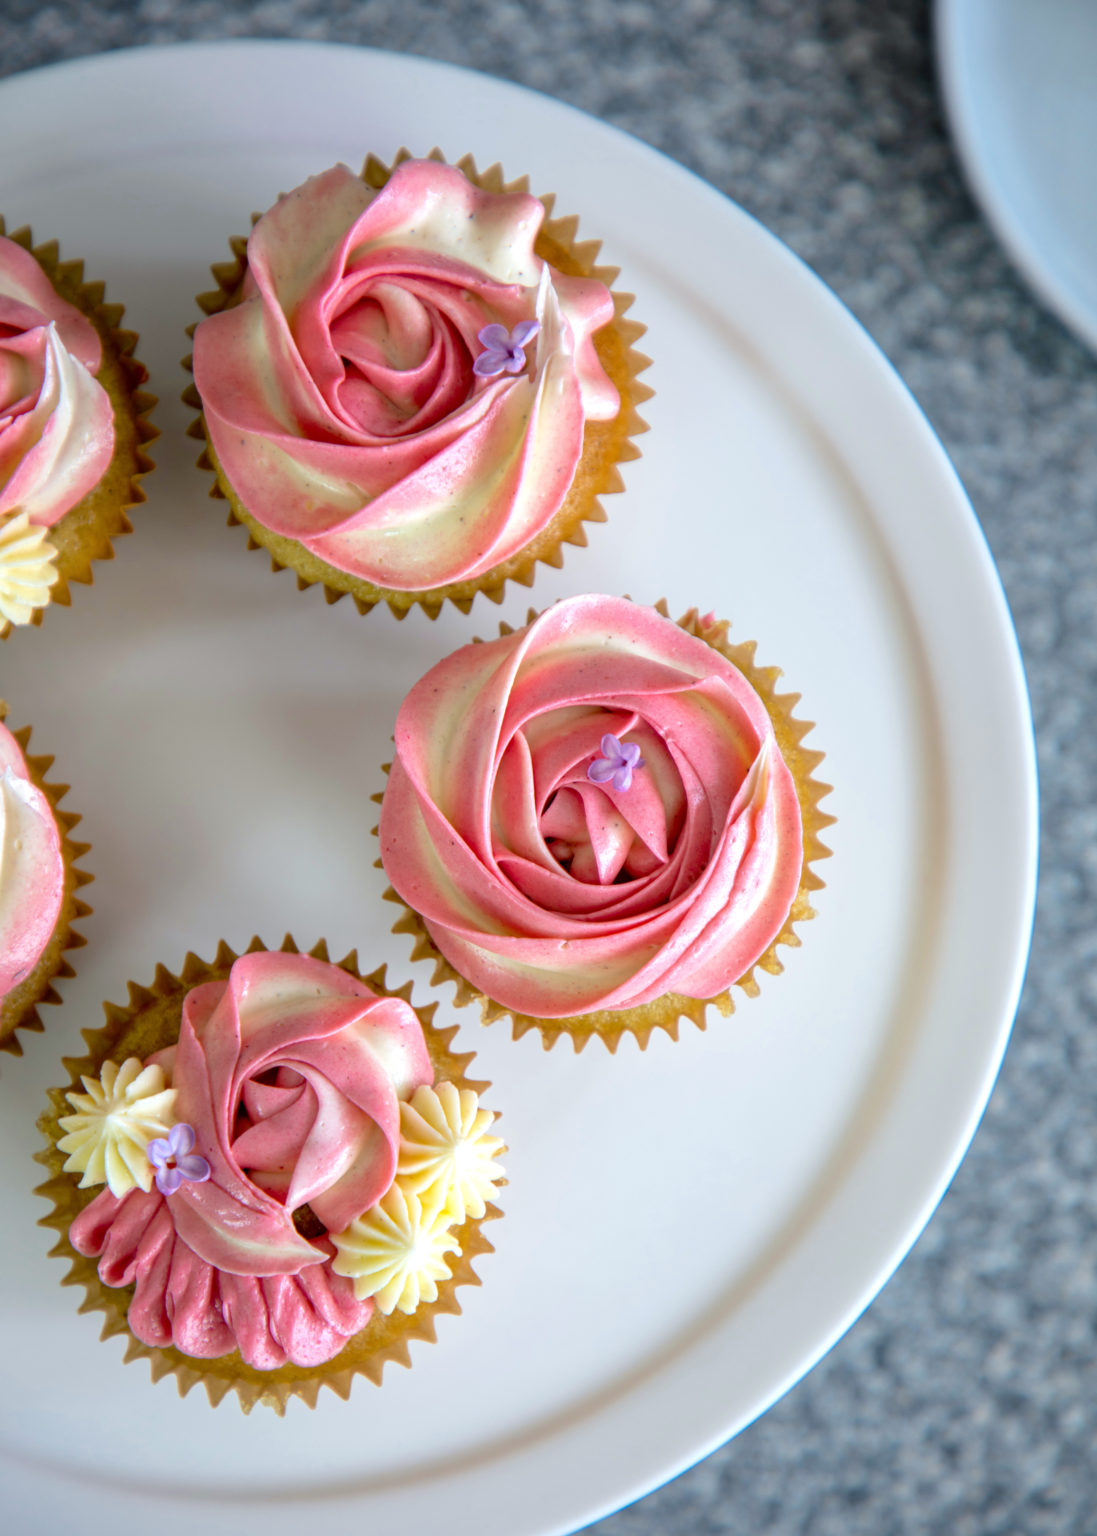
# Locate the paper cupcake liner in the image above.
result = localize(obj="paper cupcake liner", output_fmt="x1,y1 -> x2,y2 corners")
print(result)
378,600 -> 835,1052
35,936 -> 502,1414
182,147 -> 652,621
0,701 -> 93,1057
0,218 -> 157,639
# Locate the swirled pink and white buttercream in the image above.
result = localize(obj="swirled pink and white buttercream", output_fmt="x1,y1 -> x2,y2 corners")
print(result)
191,160 -> 620,590
0,235 -> 114,526
69,953 -> 435,1368
380,596 -> 804,1018
0,720 -> 64,1000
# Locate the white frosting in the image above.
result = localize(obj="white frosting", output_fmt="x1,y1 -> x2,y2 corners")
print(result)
0,755 -> 65,999
397,1082 -> 505,1222
0,510 -> 58,625
58,1058 -> 177,1196
329,1183 -> 459,1315
361,178 -> 544,285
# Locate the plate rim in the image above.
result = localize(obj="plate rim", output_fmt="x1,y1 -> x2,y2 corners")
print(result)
935,0 -> 1097,354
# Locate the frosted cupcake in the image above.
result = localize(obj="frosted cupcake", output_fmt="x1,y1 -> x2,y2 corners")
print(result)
0,702 -> 91,1055
37,940 -> 504,1412
0,219 -> 156,636
379,596 -> 833,1050
187,151 -> 649,618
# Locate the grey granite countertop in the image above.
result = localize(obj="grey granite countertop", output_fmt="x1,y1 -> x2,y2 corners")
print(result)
2,3 -> 1093,1533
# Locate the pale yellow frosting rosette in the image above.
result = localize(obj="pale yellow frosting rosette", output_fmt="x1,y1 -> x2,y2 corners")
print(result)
56,1057 -> 177,1194
0,218 -> 157,638
0,700 -> 92,1057
183,148 -> 651,620
0,512 -> 58,626
379,599 -> 835,1053
35,937 -> 503,1414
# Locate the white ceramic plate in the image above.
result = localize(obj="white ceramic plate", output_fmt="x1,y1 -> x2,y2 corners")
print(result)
936,0 -> 1097,353
0,41 -> 1036,1536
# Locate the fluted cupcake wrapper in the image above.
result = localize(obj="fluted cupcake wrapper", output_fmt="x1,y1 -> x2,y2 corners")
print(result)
0,218 -> 157,639
35,935 -> 502,1414
376,599 -> 835,1053
0,701 -> 92,1056
182,147 -> 652,622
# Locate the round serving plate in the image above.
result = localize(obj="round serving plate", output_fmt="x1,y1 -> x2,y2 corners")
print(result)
0,40 -> 1036,1536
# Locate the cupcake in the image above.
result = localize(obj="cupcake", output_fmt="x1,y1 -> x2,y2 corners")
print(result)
0,701 -> 91,1055
36,939 -> 504,1413
379,595 -> 833,1051
186,150 -> 650,619
0,218 -> 156,636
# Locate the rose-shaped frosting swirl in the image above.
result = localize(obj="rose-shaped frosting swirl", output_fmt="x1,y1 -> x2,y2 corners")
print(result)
0,719 -> 64,999
0,235 -> 114,527
69,954 -> 434,1366
380,596 -> 804,1017
192,160 -> 620,590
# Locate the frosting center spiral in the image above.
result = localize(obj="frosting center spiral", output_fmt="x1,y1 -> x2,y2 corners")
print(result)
326,273 -> 482,435
499,708 -> 674,893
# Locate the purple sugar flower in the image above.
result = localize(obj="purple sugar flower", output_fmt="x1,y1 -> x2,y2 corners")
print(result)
147,1123 -> 211,1196
587,733 -> 645,793
473,320 -> 540,378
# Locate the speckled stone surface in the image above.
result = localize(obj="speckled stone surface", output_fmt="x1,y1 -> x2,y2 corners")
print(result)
2,3 -> 1093,1533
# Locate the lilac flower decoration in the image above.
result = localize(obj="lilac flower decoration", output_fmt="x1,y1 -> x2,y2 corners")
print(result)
473,320 -> 540,378
147,1123 -> 211,1196
587,733 -> 645,793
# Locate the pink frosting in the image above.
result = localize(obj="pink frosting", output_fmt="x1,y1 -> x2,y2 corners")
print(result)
0,719 -> 65,999
380,596 -> 805,1018
69,953 -> 435,1368
192,160 -> 620,590
0,235 -> 114,526
70,1190 -> 370,1368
